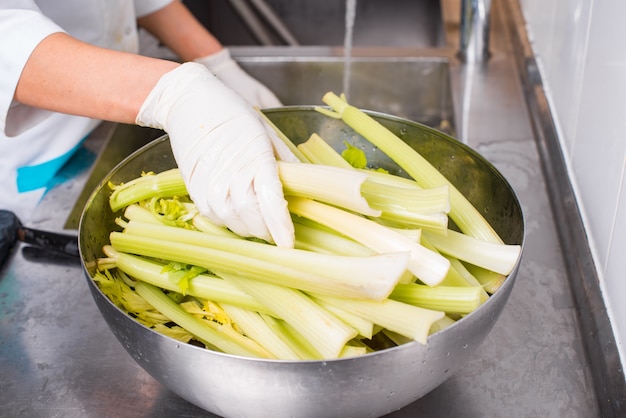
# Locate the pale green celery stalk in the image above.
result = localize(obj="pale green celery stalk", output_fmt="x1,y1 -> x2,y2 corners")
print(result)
423,228 -> 521,276
339,344 -> 367,358
446,257 -> 490,303
375,209 -> 449,231
260,314 -> 319,360
313,299 -> 375,339
117,221 -> 409,300
314,294 -> 445,345
286,196 -> 449,286
221,273 -> 357,359
133,281 -> 275,358
293,221 -> 375,256
123,204 -> 162,224
379,224 -> 421,242
109,168 -> 187,212
219,303 -> 301,360
278,161 -> 381,217
296,132 -> 450,219
360,177 -> 450,214
463,263 -> 507,295
321,92 -> 504,244
192,214 -> 241,239
429,315 -> 457,334
256,109 -> 310,163
293,220 -> 415,300
297,133 -> 354,168
421,235 -> 492,299
382,329 -> 412,346
100,246 -> 270,314
390,283 -> 482,314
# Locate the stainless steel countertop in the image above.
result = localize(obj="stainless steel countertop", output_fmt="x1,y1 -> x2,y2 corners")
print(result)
0,0 -> 619,416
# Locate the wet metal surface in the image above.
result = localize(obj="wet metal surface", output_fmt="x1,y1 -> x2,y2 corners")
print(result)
0,0 -> 617,416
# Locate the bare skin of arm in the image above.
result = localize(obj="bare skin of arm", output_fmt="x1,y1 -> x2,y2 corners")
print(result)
137,0 -> 223,61
14,1 -> 223,124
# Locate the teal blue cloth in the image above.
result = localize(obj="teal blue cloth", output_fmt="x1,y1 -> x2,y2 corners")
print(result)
16,137 -> 85,193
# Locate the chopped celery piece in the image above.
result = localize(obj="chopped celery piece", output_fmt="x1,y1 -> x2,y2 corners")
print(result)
390,283 -> 482,314
114,221 -> 409,300
109,169 -> 188,212
221,273 -> 357,359
321,92 -> 505,245
429,315 -> 457,334
278,161 -> 381,217
423,229 -> 521,276
286,196 -> 450,287
297,133 -> 353,168
313,298 -> 375,339
220,303 -> 301,360
339,344 -> 368,358
123,204 -> 162,224
259,314 -> 319,360
192,214 -> 241,239
100,246 -> 270,314
361,180 -> 450,216
134,281 -> 274,358
463,263 -> 507,295
296,132 -> 450,231
314,294 -> 445,345
293,221 -> 375,257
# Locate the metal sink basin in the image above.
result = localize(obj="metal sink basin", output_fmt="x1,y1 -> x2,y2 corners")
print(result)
238,54 -> 454,132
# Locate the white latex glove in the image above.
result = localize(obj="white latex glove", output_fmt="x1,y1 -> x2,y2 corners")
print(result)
195,48 -> 282,109
136,62 -> 295,247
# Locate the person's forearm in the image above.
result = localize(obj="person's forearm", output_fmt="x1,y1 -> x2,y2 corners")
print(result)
137,1 -> 223,62
14,32 -> 179,124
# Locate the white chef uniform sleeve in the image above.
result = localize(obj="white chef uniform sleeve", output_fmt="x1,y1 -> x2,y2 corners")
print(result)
0,5 -> 66,136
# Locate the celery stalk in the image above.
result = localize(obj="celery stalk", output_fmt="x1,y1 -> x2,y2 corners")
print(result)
220,273 -> 357,359
123,204 -> 162,224
109,169 -> 187,212
313,298 -> 375,339
423,229 -> 521,276
463,263 -> 507,295
321,92 -> 505,244
295,132 -> 450,230
390,283 -> 482,314
293,221 -> 375,256
100,245 -> 270,314
278,161 -> 381,217
191,214 -> 241,239
133,281 -> 275,358
219,303 -> 301,360
314,294 -> 445,345
286,196 -> 450,287
259,314 -> 319,360
297,133 -> 354,168
116,220 -> 409,300
339,344 -> 368,358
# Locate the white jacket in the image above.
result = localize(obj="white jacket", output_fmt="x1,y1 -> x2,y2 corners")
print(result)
0,0 -> 171,221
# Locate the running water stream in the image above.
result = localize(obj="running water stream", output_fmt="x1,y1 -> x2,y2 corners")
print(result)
342,0 -> 357,98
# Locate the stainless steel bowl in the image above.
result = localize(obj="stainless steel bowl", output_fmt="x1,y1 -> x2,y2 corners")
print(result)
79,107 -> 525,418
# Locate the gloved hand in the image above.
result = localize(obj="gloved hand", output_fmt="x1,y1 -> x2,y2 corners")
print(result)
195,48 -> 282,109
136,62 -> 295,247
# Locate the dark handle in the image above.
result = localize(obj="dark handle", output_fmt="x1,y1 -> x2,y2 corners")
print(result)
17,227 -> 79,258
